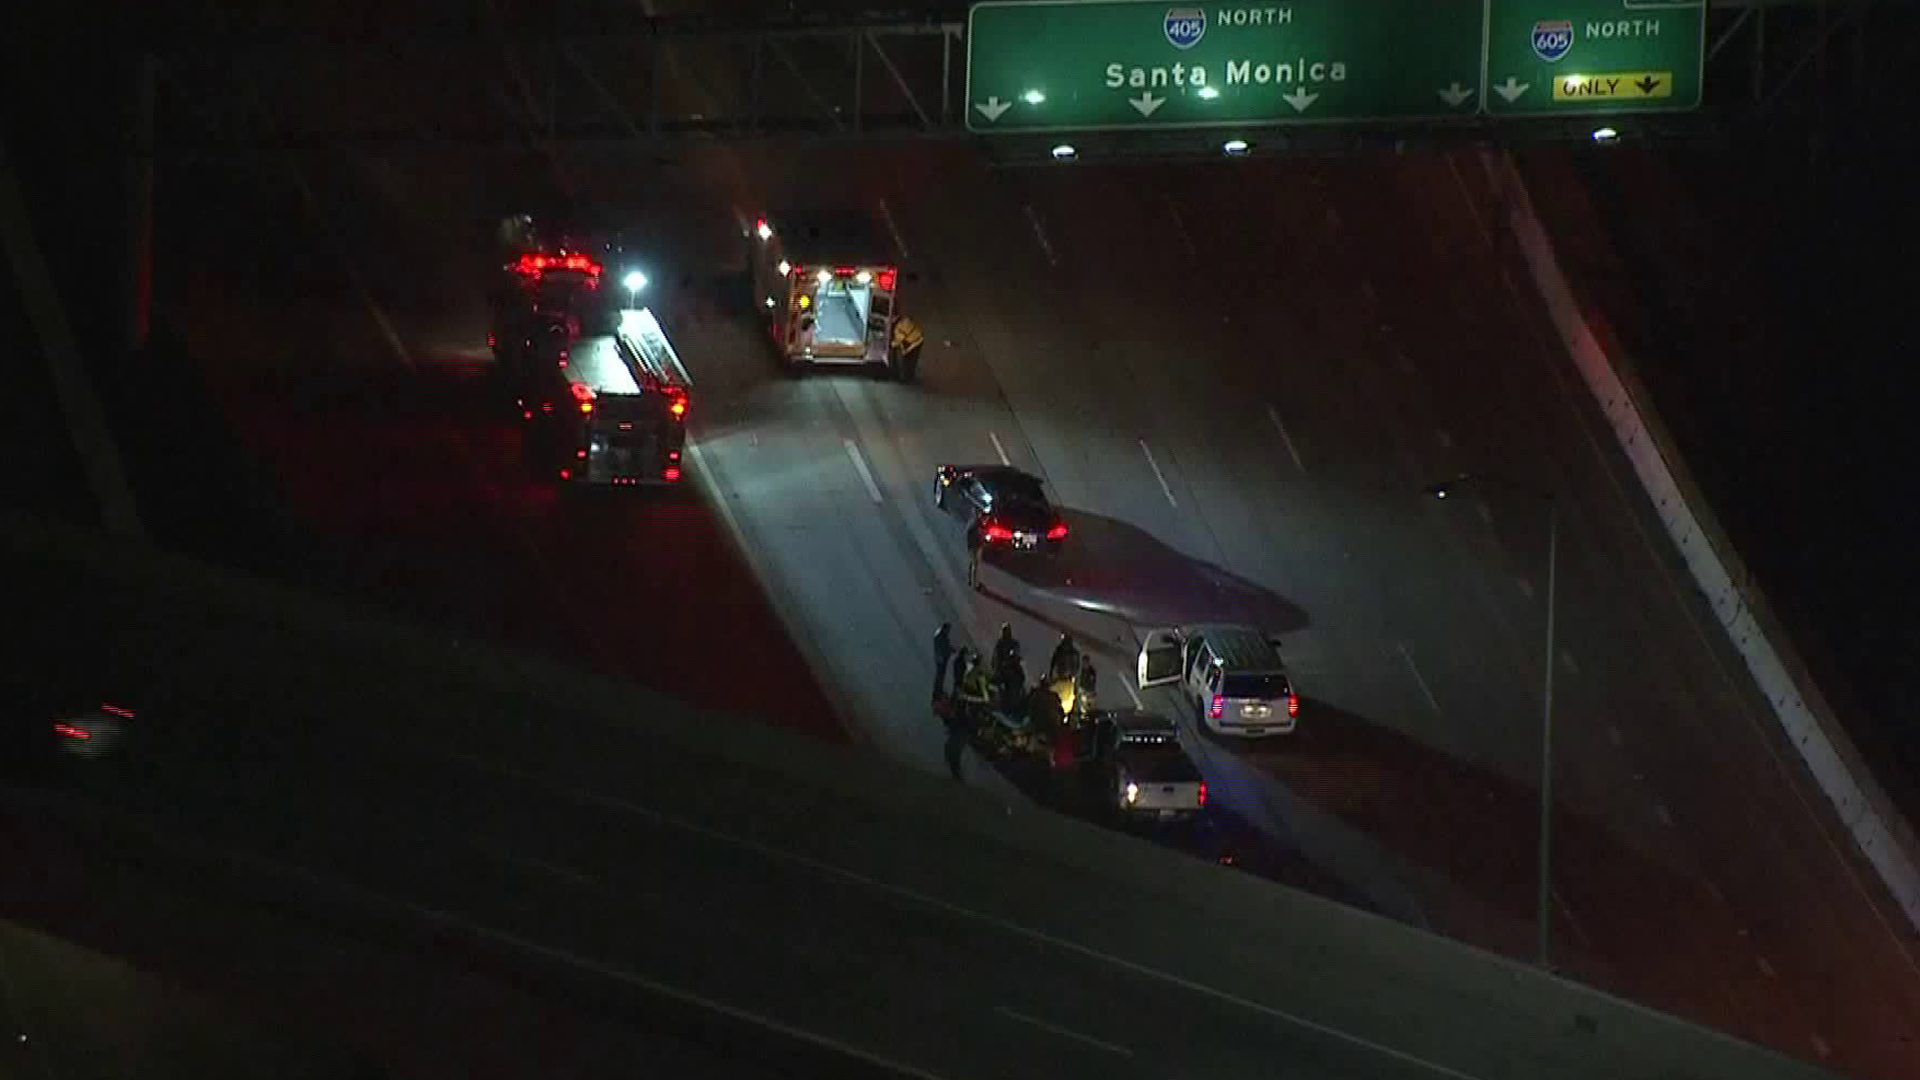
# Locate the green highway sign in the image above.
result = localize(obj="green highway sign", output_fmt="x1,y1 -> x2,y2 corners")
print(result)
965,0 -> 1487,132
963,0 -> 1705,134
1483,0 -> 1704,116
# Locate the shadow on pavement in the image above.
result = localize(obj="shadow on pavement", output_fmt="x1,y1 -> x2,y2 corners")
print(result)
1243,699 -> 1720,971
986,509 -> 1310,633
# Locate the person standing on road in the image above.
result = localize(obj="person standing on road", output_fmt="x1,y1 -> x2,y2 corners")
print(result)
932,622 -> 954,701
890,315 -> 925,383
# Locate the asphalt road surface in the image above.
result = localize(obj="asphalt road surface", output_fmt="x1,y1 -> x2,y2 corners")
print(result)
10,18 -> 1918,1080
544,135 -> 1920,1079
0,518 -> 1848,1080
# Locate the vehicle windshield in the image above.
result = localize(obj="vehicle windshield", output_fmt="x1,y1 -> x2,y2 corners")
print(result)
992,474 -> 1046,505
1223,673 -> 1287,699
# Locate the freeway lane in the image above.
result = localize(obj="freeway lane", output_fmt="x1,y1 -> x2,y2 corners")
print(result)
0,517 -> 1848,1080
148,146 -> 844,743
612,140 -> 1920,1079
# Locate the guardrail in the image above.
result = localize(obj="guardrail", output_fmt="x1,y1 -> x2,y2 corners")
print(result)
1480,147 -> 1920,936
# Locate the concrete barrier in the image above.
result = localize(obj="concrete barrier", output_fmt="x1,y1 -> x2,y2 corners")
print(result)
1479,149 -> 1920,935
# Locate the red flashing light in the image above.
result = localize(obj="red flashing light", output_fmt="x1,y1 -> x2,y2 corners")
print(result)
54,723 -> 91,739
1197,780 -> 1208,808
668,449 -> 681,461
569,382 -> 594,403
1287,694 -> 1300,718
487,332 -> 496,347
876,267 -> 897,291
541,402 -> 555,413
669,396 -> 688,418
575,448 -> 588,459
558,467 -> 572,480
663,466 -> 681,481
790,264 -> 806,278
982,518 -> 1013,543
522,410 -> 533,420
99,703 -> 135,718
832,265 -> 856,276
1046,519 -> 1068,541
1209,694 -> 1224,719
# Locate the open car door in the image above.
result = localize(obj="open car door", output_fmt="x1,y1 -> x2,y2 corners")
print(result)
1136,629 -> 1184,690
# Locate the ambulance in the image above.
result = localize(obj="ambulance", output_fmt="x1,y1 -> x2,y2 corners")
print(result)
744,210 -> 907,380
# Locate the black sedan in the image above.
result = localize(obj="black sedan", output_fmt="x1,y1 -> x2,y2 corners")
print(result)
933,465 -> 1068,561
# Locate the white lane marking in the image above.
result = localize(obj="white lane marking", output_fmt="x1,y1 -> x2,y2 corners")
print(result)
878,198 -> 912,261
1165,200 -> 1197,259
1024,204 -> 1058,267
1397,642 -> 1442,716
1139,440 -> 1178,508
988,431 -> 1011,467
463,761 -> 1487,1080
489,850 -> 596,887
1757,956 -> 1776,978
1266,404 -> 1306,473
1435,429 -> 1452,449
1551,887 -> 1593,949
844,439 -> 884,504
994,1006 -> 1132,1057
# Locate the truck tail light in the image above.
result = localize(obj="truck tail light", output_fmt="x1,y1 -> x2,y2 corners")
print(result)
1287,693 -> 1300,717
1197,780 -> 1207,808
1209,694 -> 1224,719
663,466 -> 681,481
877,267 -> 897,291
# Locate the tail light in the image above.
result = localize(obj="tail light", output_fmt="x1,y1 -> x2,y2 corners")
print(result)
522,410 -> 533,420
575,448 -> 587,459
1287,694 -> 1300,718
982,518 -> 1013,543
876,267 -> 897,291
663,466 -> 681,481
1046,519 -> 1068,541
1209,694 -> 1224,719
541,402 -> 554,414
487,332 -> 496,347
668,449 -> 681,461
1197,780 -> 1208,808
558,467 -> 571,480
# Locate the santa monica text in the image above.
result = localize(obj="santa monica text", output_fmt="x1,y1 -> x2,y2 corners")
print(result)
1103,57 -> 1349,89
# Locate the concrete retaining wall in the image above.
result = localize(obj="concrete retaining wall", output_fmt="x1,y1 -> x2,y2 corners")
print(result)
1480,149 -> 1920,935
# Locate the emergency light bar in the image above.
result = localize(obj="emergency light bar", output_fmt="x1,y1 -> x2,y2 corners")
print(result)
515,253 -> 603,276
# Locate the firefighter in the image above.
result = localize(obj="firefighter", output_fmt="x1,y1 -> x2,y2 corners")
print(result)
957,651 -> 993,722
1049,633 -> 1081,684
992,624 -> 1020,675
1076,656 -> 1099,721
890,315 -> 925,383
932,622 -> 954,701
